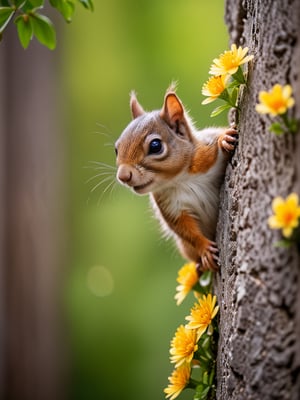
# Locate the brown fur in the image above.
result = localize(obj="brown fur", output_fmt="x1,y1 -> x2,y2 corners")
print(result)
189,142 -> 219,174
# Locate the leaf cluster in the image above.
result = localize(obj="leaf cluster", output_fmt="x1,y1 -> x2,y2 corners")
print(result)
0,0 -> 93,49
192,325 -> 218,400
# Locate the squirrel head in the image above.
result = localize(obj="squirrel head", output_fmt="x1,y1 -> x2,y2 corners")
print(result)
115,89 -> 196,195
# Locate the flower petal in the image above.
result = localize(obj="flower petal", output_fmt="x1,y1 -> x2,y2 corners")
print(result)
282,84 -> 292,98
268,215 -> 281,229
286,193 -> 299,206
255,103 -> 270,114
282,227 -> 293,238
272,196 -> 284,213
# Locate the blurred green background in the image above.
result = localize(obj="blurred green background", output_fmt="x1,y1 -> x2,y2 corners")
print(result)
62,1 -> 228,399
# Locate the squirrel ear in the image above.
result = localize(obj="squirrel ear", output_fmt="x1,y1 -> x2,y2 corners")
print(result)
160,93 -> 184,128
130,91 -> 145,119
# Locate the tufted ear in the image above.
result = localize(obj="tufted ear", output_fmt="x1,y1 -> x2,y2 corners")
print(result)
130,91 -> 145,119
160,92 -> 184,129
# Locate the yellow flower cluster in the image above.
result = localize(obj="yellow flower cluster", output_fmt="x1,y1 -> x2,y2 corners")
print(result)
174,262 -> 199,305
268,193 -> 300,239
164,294 -> 219,400
209,44 -> 254,76
185,294 -> 219,341
169,325 -> 198,367
202,75 -> 229,105
164,364 -> 191,400
256,83 -> 297,135
256,84 -> 294,116
202,44 -> 254,108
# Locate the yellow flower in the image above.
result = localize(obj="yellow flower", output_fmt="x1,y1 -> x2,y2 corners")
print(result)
185,294 -> 219,340
175,262 -> 199,305
268,193 -> 300,238
256,84 -> 295,116
170,325 -> 198,367
201,74 -> 229,104
209,44 -> 254,76
164,364 -> 191,400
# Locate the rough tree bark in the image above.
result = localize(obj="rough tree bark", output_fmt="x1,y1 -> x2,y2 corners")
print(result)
216,0 -> 300,399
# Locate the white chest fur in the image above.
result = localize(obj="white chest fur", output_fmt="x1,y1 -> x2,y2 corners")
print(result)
150,146 -> 227,240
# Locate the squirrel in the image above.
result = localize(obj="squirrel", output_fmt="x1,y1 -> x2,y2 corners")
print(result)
115,87 -> 237,272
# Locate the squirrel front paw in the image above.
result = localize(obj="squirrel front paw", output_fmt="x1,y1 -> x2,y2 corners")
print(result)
197,240 -> 219,272
219,127 -> 238,152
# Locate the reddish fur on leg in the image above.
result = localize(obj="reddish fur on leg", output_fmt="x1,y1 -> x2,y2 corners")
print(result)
170,211 -> 219,271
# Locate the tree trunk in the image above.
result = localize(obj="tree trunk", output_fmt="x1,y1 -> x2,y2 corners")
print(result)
0,25 -> 65,400
216,0 -> 300,399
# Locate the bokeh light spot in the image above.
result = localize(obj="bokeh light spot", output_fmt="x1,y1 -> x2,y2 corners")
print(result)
87,266 -> 114,297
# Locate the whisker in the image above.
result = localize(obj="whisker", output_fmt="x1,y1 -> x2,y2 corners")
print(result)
85,171 -> 115,184
109,181 -> 118,197
90,176 -> 114,193
85,155 -> 119,205
95,122 -> 113,134
92,131 -> 111,137
97,179 -> 118,206
87,161 -> 116,169
85,166 -> 116,173
103,179 -> 117,194
91,123 -> 114,137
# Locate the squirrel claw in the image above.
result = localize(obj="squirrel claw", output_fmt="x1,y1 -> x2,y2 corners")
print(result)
220,128 -> 238,152
226,127 -> 238,136
208,244 -> 218,254
212,253 -> 219,262
198,258 -> 219,273
198,241 -> 220,272
222,135 -> 237,152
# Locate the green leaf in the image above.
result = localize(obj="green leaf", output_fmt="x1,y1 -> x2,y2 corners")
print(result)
210,104 -> 231,117
274,239 -> 292,248
218,88 -> 230,103
12,0 -> 27,7
231,65 -> 246,84
0,7 -> 14,33
201,335 -> 212,352
30,12 -> 56,49
208,366 -> 216,386
290,119 -> 298,134
28,0 -> 44,7
227,80 -> 241,89
202,371 -> 209,385
230,87 -> 238,107
199,270 -> 212,288
78,0 -> 94,11
15,15 -> 33,48
193,272 -> 212,295
194,384 -> 210,400
0,1 -> 11,6
50,0 -> 75,22
22,0 -> 43,11
269,122 -> 284,135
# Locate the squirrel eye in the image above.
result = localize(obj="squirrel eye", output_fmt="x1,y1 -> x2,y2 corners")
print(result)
115,147 -> 118,156
148,139 -> 163,155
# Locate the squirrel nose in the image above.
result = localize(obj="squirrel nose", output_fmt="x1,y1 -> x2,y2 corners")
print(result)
117,165 -> 133,184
